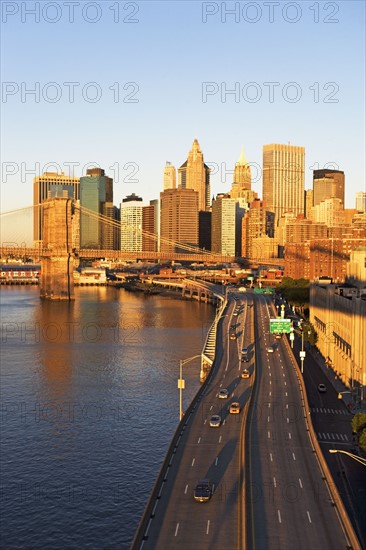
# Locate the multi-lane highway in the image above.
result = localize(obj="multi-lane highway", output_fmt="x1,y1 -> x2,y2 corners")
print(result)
246,295 -> 350,549
133,291 -> 356,550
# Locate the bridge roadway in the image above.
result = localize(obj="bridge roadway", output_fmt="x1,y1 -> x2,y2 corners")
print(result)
0,246 -> 285,267
133,291 -> 353,549
134,293 -> 255,549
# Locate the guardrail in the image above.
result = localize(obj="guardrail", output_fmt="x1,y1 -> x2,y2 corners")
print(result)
130,288 -> 228,549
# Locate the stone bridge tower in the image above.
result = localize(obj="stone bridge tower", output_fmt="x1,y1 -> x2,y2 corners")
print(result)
40,198 -> 75,300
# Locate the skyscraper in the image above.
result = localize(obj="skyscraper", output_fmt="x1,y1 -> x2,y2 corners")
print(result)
120,193 -> 144,252
33,172 -> 80,244
262,143 -> 305,225
163,162 -> 176,190
241,199 -> 275,258
211,194 -> 236,256
80,168 -> 114,249
313,169 -> 345,207
142,204 -> 156,252
178,138 -> 211,211
230,148 -> 251,199
160,188 -> 198,253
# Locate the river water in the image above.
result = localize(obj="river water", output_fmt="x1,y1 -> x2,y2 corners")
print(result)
0,286 -> 215,549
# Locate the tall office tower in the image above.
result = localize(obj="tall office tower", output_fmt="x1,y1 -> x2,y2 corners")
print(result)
120,193 -> 144,252
355,191 -> 366,212
163,162 -> 176,190
241,198 -> 275,258
160,188 -> 198,253
230,148 -> 251,199
304,189 -> 313,219
211,194 -> 236,256
33,172 -> 80,244
178,138 -> 211,211
313,169 -> 345,207
142,204 -> 156,252
80,168 -> 114,249
262,143 -> 305,225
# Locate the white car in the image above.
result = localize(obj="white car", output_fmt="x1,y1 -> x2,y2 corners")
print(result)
209,414 -> 222,427
267,346 -> 274,353
218,389 -> 229,399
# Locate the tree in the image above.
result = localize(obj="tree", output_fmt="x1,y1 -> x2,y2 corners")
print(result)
352,412 -> 366,435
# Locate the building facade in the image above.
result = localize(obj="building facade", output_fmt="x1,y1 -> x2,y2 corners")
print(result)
310,282 -> 366,390
120,193 -> 144,252
262,143 -> 305,226
313,169 -> 345,207
178,138 -> 211,211
163,162 -> 176,190
160,188 -> 199,253
211,194 -> 236,256
80,168 -> 114,249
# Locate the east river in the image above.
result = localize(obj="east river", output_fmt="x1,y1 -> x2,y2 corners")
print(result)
0,286 -> 215,549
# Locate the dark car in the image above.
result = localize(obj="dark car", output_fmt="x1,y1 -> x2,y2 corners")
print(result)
318,383 -> 327,393
194,479 -> 212,502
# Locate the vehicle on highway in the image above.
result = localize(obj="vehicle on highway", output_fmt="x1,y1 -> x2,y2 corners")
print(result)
218,389 -> 229,399
267,346 -> 274,353
193,479 -> 212,502
242,347 -> 249,354
318,383 -> 327,393
233,312 -> 238,316
230,333 -> 236,340
241,369 -> 250,379
275,334 -> 282,339
241,355 -> 249,362
229,402 -> 240,414
209,414 -> 222,427
230,324 -> 236,330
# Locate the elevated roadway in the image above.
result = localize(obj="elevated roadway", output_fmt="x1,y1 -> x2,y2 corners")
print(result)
132,292 -> 358,550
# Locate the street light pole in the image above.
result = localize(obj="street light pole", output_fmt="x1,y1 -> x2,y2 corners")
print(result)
178,354 -> 201,421
329,449 -> 366,467
299,328 -> 306,374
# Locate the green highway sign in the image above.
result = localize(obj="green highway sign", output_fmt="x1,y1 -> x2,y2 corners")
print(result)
270,318 -> 291,334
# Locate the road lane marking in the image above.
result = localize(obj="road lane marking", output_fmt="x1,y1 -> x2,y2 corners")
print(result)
268,416 -> 270,422
292,453 -> 296,461
198,437 -> 201,444
284,381 -> 287,386
204,420 -> 207,425
210,405 -> 213,410
215,457 -> 219,466
344,435 -> 348,440
273,477 -> 277,487
278,510 -> 282,523
219,435 -> 222,443
285,392 -> 287,396
270,453 -> 273,462
269,392 -> 271,396
269,373 -> 271,377
175,523 -> 179,536
288,433 -> 292,439
206,520 -> 210,535
268,403 -> 271,408
268,431 -> 271,439
336,434 -> 340,440
220,383 -> 222,387
307,511 -> 312,523
299,478 -> 302,488
184,484 -> 188,494
269,381 -> 272,385
286,404 -> 288,409
191,458 -> 195,466
287,418 -> 289,423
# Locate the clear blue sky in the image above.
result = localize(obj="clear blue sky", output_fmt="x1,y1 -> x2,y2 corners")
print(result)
1,0 -> 365,228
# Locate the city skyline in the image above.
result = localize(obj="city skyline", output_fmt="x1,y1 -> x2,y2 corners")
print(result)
1,1 -> 365,217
